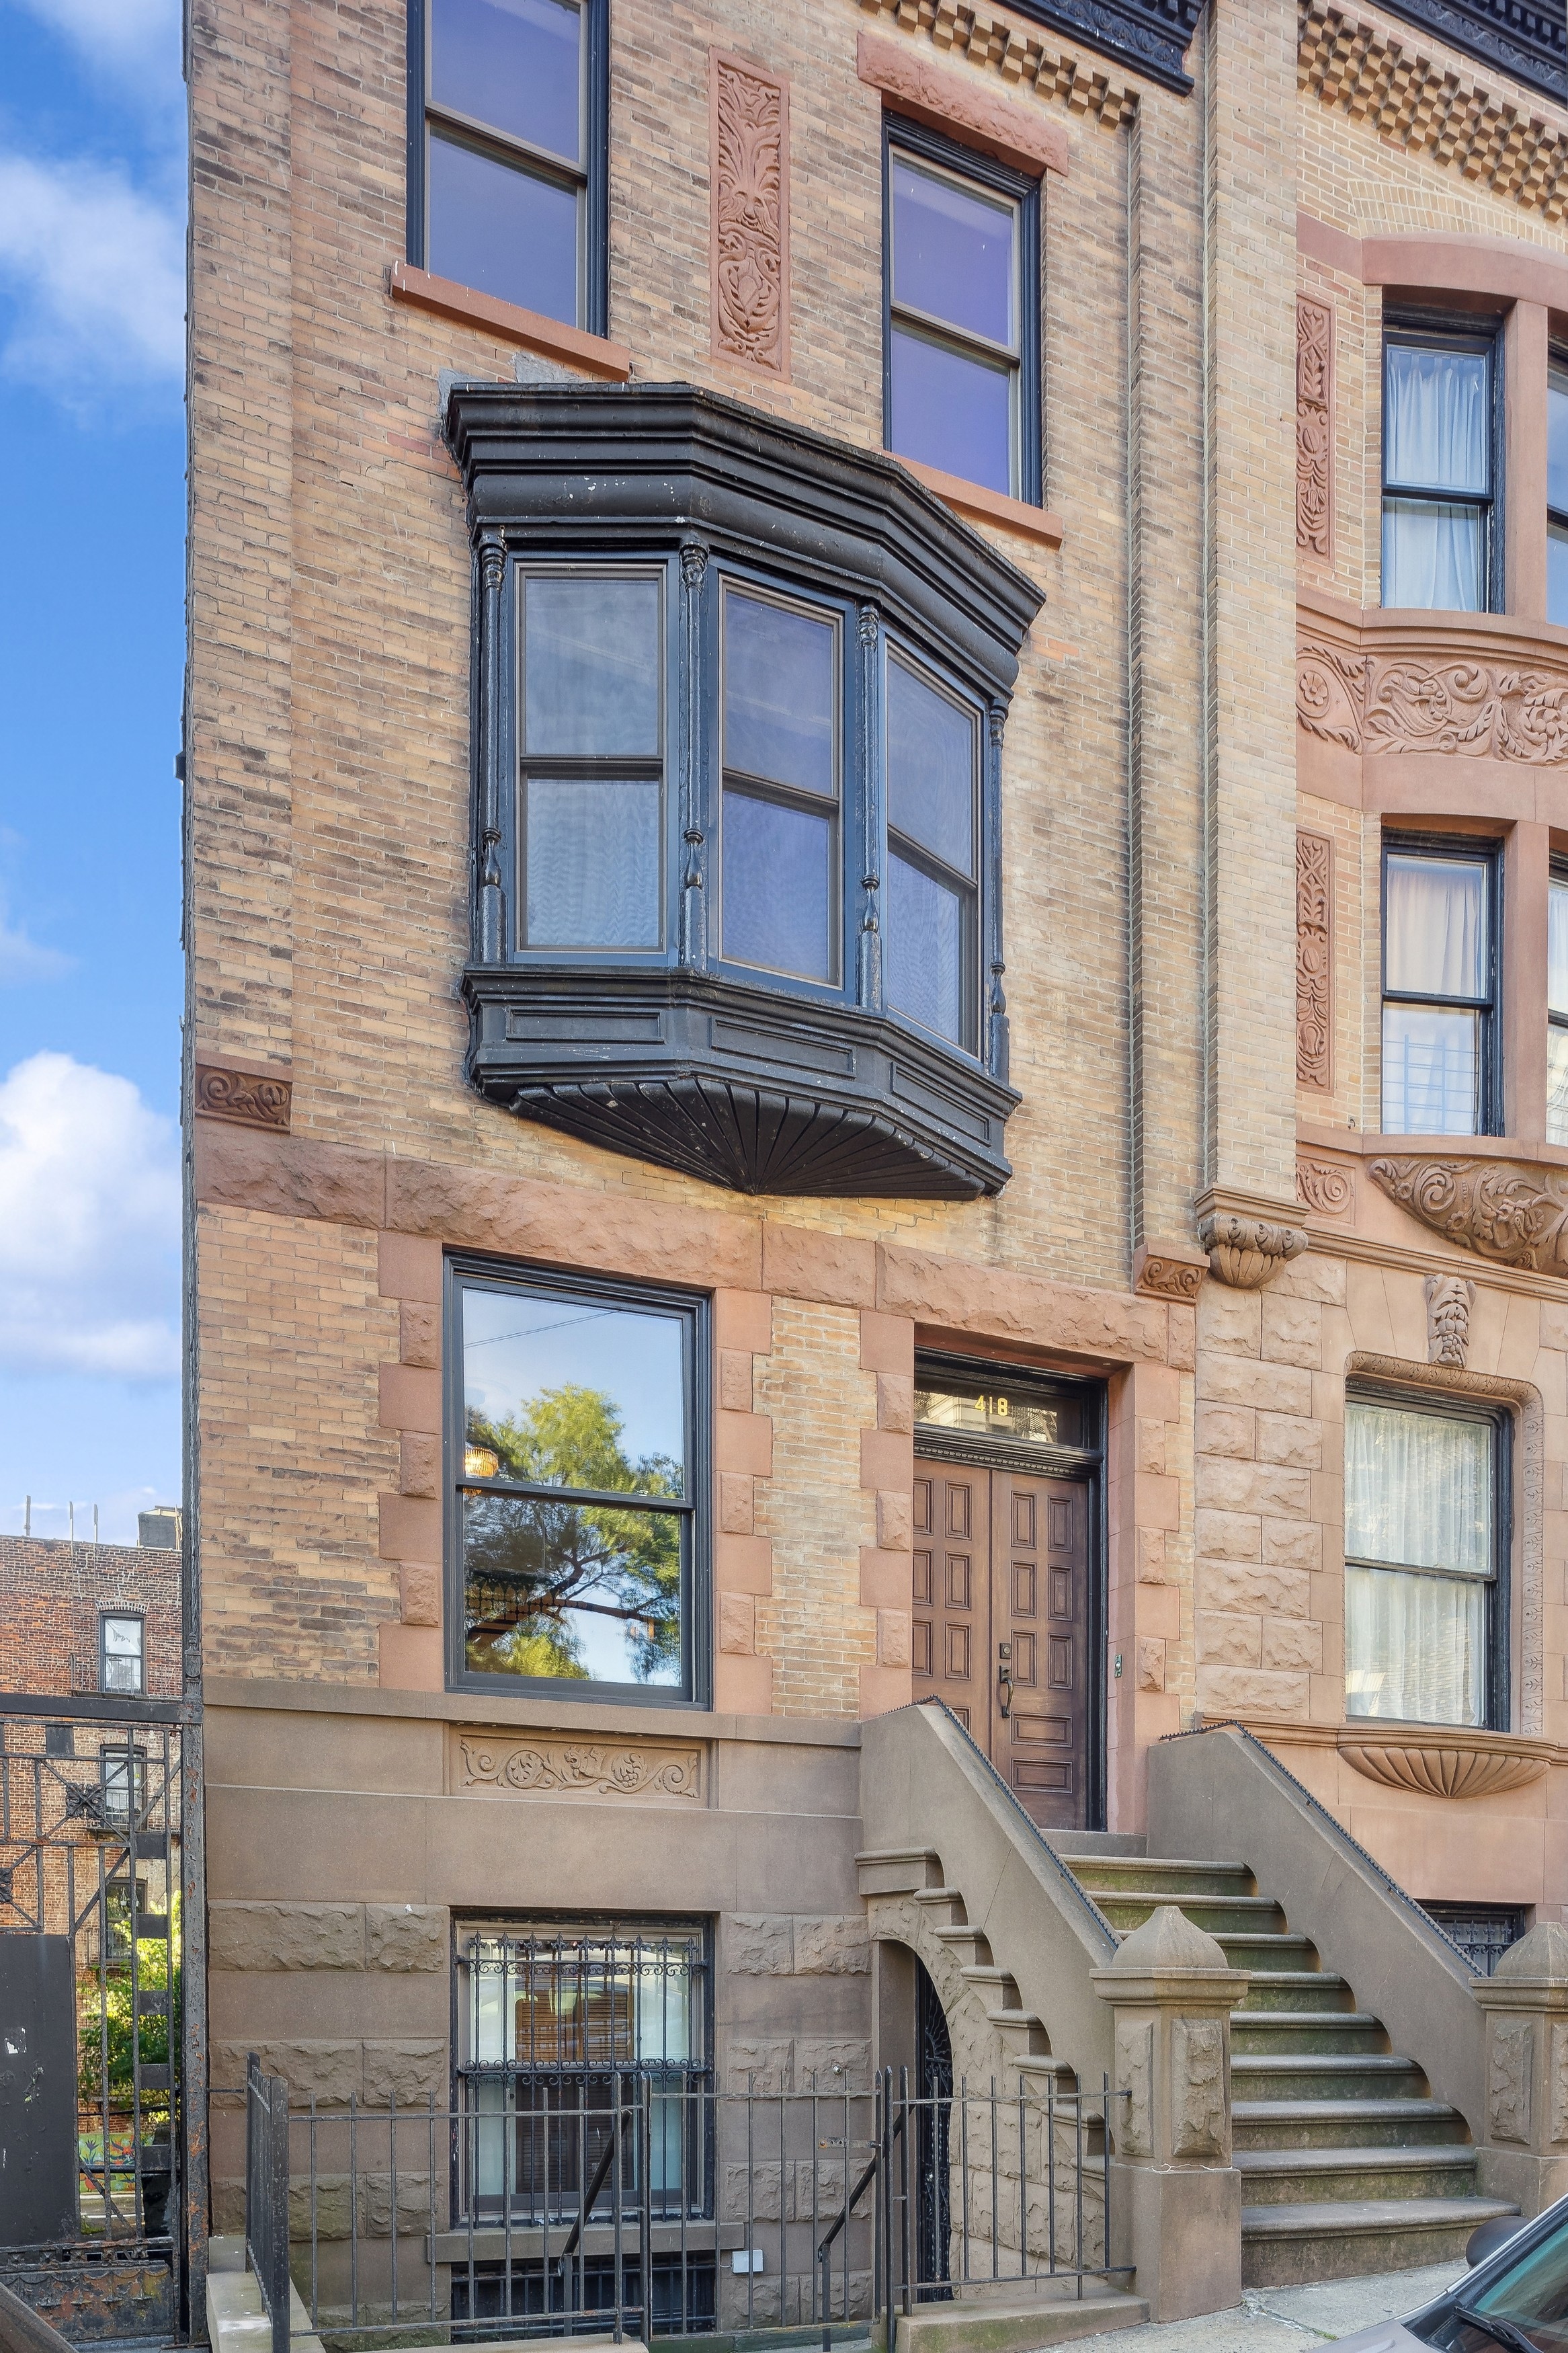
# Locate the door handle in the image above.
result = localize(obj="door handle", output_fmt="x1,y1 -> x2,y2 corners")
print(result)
997,1642 -> 1012,1720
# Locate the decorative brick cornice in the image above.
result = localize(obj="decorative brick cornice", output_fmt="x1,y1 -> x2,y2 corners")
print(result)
1299,0 -> 1568,221
856,0 -> 1144,130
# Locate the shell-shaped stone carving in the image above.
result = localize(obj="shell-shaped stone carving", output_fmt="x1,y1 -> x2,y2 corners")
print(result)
1337,1730 -> 1551,1800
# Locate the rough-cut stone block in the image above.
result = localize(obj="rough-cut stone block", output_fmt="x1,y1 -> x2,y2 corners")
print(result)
1198,1459 -> 1312,1517
1197,1613 -> 1263,1666
1137,1418 -> 1167,1474
1136,1638 -> 1165,1691
728,1915 -> 794,1974
719,1592 -> 755,1654
718,1349 -> 753,1411
1261,1618 -> 1324,1672
1198,1355 -> 1314,1414
1200,1288 -> 1262,1357
399,1431 -> 440,1497
1193,1509 -> 1262,1562
1196,1404 -> 1255,1459
1196,1666 -> 1310,1716
364,2040 -> 446,2106
1261,1294 -> 1323,1368
1137,1529 -> 1169,1584
366,1905 -> 446,1970
1262,1517 -> 1322,1569
1196,1562 -> 1311,1619
793,1915 -> 870,1974
213,2040 -> 362,2102
400,1301 -> 439,1367
877,1372 -> 914,1433
209,1903 -> 364,1972
725,2036 -> 793,2091
719,1473 -> 754,1534
1255,1413 -> 1322,1469
876,1490 -> 912,1551
878,1607 -> 911,1667
795,2037 -> 872,2090
400,1562 -> 441,1626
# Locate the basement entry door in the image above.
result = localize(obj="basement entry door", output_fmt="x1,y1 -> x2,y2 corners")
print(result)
910,1361 -> 1102,1833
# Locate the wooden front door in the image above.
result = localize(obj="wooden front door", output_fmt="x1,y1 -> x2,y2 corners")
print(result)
912,1457 -> 1092,1831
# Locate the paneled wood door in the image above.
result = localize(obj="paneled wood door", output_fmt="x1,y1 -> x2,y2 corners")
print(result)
912,1456 -> 1091,1831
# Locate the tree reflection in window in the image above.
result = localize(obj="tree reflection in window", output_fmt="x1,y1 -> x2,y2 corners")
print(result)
455,1275 -> 698,1693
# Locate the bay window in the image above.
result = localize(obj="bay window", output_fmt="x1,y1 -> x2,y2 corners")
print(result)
450,385 -> 1038,1198
1381,332 -> 1495,611
1550,361 -> 1568,629
1380,838 -> 1498,1135
1344,1393 -> 1505,1728
1551,867 -> 1568,1146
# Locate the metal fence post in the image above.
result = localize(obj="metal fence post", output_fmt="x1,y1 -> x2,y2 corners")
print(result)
245,2058 -> 290,2353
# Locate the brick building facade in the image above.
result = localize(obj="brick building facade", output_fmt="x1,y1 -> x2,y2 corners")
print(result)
186,0 -> 1568,2317
0,1536 -> 181,1700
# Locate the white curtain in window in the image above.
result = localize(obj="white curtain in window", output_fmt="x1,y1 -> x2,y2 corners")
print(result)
1385,856 -> 1485,998
1344,1400 -> 1491,1571
1385,347 -> 1489,492
1345,1566 -> 1483,1724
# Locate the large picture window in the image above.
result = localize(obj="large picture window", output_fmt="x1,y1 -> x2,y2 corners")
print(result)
1344,1393 -> 1505,1728
449,1263 -> 706,1700
1380,838 -> 1498,1136
1380,331 -> 1495,611
410,0 -> 607,333
883,120 -> 1041,504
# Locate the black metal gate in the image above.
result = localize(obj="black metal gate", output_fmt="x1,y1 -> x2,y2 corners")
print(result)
0,1714 -> 183,2341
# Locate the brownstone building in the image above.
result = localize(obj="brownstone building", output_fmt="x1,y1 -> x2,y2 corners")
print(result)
187,0 -> 1568,2323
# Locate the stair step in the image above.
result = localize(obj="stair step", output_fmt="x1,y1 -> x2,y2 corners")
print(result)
913,1887 -> 966,1911
1232,2052 -> 1428,2100
1236,2144 -> 1479,2203
1057,1857 -> 1254,1898
1212,1933 -> 1319,1970
1233,2098 -> 1471,2150
1231,2012 -> 1386,2055
1240,2195 -> 1518,2288
1095,1893 -> 1285,1936
1237,1972 -> 1354,2013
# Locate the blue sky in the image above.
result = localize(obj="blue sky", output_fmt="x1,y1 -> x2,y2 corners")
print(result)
0,0 -> 185,1540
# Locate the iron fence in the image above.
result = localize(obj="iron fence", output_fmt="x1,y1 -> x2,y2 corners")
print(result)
245,2058 -> 290,2353
237,2064 -> 1126,2346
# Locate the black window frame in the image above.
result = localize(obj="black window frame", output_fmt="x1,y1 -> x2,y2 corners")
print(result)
1344,1380 -> 1511,1734
1380,318 -> 1503,614
99,1740 -> 148,1829
444,1254 -> 711,1707
881,116 -> 1043,509
1549,354 -> 1568,629
98,1611 -> 145,1696
405,0 -> 610,339
1379,830 -> 1502,1138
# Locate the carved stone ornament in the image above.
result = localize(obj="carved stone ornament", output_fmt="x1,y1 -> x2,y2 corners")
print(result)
458,1734 -> 703,1802
711,53 -> 788,376
1298,641 -> 1568,764
1296,296 -> 1332,559
1296,831 -> 1333,1088
1337,1725 -> 1553,1800
1296,1157 -> 1352,1215
1198,1213 -> 1309,1289
194,1062 -> 292,1132
1369,1156 -> 1568,1273
1426,1272 -> 1477,1368
1134,1242 -> 1207,1301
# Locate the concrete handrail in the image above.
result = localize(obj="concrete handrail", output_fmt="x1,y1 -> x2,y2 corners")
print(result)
860,1700 -> 1118,2079
1147,1722 -> 1484,2135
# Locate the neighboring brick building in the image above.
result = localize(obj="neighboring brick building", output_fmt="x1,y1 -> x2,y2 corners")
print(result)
0,1536 -> 181,1700
186,0 -> 1568,2317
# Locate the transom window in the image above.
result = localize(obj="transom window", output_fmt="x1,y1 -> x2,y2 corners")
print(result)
1344,1393 -> 1503,1728
1550,362 -> 1568,629
99,1613 -> 144,1696
450,1261 -> 705,1700
1381,331 -> 1495,612
1380,839 -> 1497,1136
415,0 -> 605,331
884,122 -> 1040,504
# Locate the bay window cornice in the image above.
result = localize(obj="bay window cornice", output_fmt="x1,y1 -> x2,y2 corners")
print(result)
445,383 -> 1044,1199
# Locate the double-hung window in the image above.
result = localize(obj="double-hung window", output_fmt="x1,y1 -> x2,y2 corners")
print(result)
1381,332 -> 1495,611
99,1613 -> 144,1696
1550,362 -> 1568,629
720,586 -> 841,986
1345,1393 -> 1504,1728
1550,867 -> 1568,1145
1380,839 -> 1498,1135
885,653 -> 981,1052
450,1261 -> 706,1699
884,122 -> 1040,504
413,0 -> 606,332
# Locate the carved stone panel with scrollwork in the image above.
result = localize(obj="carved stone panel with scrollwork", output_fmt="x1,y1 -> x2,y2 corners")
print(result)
1296,832 -> 1332,1091
711,53 -> 788,377
456,1733 -> 705,1804
1296,296 -> 1333,559
1369,1155 -> 1568,1273
194,1062 -> 292,1132
1296,1157 -> 1352,1215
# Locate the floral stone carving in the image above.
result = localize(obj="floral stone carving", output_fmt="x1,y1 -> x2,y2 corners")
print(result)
1337,1726 -> 1552,1800
1426,1272 -> 1476,1368
712,54 -> 788,374
1369,1156 -> 1568,1273
1198,1213 -> 1309,1289
1296,1158 -> 1352,1215
1297,642 -> 1568,764
1296,832 -> 1332,1088
458,1734 -> 703,1802
1296,296 -> 1332,558
194,1062 -> 292,1131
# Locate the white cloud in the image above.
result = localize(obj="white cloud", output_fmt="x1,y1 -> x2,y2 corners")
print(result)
9,0 -> 181,97
0,153 -> 183,384
0,1051 -> 179,1380
0,895 -> 73,983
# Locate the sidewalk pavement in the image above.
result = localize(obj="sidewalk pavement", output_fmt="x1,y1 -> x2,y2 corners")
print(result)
1062,2261 -> 1466,2353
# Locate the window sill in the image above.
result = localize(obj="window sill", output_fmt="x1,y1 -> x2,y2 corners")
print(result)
388,262 -> 632,381
897,456 -> 1064,550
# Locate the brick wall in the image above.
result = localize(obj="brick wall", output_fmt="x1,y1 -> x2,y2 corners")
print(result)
0,1538 -> 180,1698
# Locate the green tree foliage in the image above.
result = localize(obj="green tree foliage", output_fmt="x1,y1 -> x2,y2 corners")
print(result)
464,1385 -> 682,1681
79,1892 -> 181,2116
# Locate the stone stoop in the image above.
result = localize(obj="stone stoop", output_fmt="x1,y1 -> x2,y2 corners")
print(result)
1057,1855 -> 1516,2287
889,2288 -> 1149,2353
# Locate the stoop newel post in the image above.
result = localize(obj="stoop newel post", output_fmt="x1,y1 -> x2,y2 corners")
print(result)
1473,1920 -> 1568,2217
1091,1903 -> 1249,2322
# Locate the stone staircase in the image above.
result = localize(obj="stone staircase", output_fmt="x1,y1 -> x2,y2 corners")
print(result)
1058,1849 -> 1517,2287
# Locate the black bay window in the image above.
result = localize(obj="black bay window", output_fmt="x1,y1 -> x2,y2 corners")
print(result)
450,385 -> 1041,1198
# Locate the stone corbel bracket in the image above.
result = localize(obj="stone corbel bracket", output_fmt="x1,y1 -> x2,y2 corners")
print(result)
1198,1212 -> 1309,1290
1337,1724 -> 1554,1800
1369,1156 -> 1568,1274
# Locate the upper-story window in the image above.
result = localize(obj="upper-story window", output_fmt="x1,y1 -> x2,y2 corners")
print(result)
1345,1392 -> 1505,1729
1549,362 -> 1568,629
883,120 -> 1041,505
1550,867 -> 1568,1146
450,1259 -> 706,1701
1381,838 -> 1498,1136
720,586 -> 841,986
1381,332 -> 1495,611
99,1613 -> 144,1695
412,0 -> 607,333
